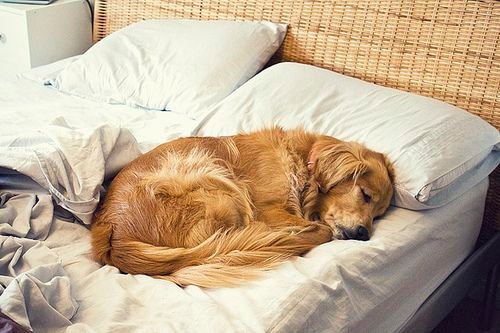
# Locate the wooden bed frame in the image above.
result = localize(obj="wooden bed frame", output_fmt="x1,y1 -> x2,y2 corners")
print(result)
93,0 -> 500,331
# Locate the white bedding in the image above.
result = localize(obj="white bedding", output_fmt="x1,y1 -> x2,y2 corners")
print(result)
1,63 -> 202,153
0,66 -> 488,333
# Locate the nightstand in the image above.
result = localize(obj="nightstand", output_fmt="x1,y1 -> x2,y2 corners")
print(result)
0,0 -> 92,77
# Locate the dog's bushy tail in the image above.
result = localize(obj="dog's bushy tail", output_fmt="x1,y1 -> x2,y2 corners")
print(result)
107,223 -> 319,288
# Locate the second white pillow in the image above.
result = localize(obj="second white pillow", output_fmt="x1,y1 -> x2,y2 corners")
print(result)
197,62 -> 500,210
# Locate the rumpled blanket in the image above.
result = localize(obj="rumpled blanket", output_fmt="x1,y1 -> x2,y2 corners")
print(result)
0,120 -> 141,332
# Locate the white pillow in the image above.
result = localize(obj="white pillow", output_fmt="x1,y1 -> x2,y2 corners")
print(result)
51,19 -> 286,116
197,62 -> 500,210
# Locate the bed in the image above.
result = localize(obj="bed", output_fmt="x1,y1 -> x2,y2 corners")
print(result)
0,0 -> 499,332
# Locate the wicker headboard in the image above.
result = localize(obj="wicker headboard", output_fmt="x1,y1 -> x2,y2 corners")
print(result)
93,0 -> 499,231
94,0 -> 499,129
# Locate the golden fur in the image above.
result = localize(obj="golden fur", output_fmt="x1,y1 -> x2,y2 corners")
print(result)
91,128 -> 394,288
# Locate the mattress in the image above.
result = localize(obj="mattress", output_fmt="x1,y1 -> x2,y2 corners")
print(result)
0,63 -> 488,333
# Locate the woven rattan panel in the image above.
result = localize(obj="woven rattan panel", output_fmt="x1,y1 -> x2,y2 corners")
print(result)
94,0 -> 499,233
94,0 -> 500,130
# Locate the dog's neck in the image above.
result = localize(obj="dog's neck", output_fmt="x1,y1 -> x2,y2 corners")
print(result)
301,147 -> 321,219
292,133 -> 340,219
290,135 -> 321,218
284,130 -> 320,167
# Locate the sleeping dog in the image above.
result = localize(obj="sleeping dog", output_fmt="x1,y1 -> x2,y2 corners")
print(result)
91,128 -> 394,288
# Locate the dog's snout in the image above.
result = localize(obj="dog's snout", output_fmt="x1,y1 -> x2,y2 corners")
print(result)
343,225 -> 370,241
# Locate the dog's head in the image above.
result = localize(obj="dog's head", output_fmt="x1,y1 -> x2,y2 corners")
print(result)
303,138 -> 394,241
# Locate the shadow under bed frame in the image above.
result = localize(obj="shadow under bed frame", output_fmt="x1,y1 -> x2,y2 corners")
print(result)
400,232 -> 500,332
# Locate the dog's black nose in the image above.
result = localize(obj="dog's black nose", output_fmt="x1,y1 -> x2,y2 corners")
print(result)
354,226 -> 370,241
342,226 -> 370,241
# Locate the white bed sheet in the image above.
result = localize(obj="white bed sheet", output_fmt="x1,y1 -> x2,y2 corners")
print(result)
32,177 -> 489,333
0,63 -> 488,333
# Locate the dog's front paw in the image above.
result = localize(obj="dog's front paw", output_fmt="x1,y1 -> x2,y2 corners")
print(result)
308,222 -> 334,242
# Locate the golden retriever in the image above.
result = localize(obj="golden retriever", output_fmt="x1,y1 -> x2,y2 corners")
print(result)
91,127 -> 394,288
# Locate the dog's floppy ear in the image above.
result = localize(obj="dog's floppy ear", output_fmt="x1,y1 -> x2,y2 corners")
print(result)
309,139 -> 369,193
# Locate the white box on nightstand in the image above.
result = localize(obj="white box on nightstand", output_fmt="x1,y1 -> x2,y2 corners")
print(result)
0,0 -> 92,77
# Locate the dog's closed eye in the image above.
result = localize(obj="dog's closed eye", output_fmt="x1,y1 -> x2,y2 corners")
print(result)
361,188 -> 372,204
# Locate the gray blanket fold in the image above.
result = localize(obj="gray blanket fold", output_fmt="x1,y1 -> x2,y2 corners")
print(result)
0,121 -> 142,332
